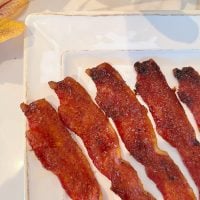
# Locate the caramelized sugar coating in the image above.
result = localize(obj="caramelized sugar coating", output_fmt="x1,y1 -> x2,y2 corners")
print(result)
87,63 -> 195,200
174,67 -> 200,129
21,99 -> 101,200
134,59 -> 200,196
49,78 -> 155,200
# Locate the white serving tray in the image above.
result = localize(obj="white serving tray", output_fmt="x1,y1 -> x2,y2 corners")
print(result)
24,12 -> 200,200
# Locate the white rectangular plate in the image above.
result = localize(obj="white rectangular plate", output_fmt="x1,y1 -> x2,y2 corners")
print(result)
25,13 -> 200,200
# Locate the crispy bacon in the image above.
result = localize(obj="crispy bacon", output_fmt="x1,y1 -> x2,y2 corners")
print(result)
87,63 -> 196,200
21,99 -> 101,200
49,78 -> 155,200
134,59 -> 200,195
174,67 -> 200,129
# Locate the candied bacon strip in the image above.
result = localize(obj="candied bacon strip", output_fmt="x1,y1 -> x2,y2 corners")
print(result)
21,99 -> 101,200
49,78 -> 155,200
134,59 -> 200,195
173,67 -> 200,129
87,63 -> 196,200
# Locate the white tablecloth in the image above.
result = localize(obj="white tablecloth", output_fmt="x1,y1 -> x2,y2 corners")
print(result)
0,0 -> 199,199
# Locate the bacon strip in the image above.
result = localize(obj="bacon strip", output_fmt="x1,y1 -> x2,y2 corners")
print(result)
134,59 -> 200,196
173,67 -> 200,129
87,62 -> 196,200
49,78 -> 155,200
21,99 -> 101,200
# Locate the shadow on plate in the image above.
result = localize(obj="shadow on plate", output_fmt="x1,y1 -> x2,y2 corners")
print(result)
145,14 -> 199,43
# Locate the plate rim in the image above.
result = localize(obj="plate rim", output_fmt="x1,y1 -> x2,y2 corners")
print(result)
23,12 -> 200,200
